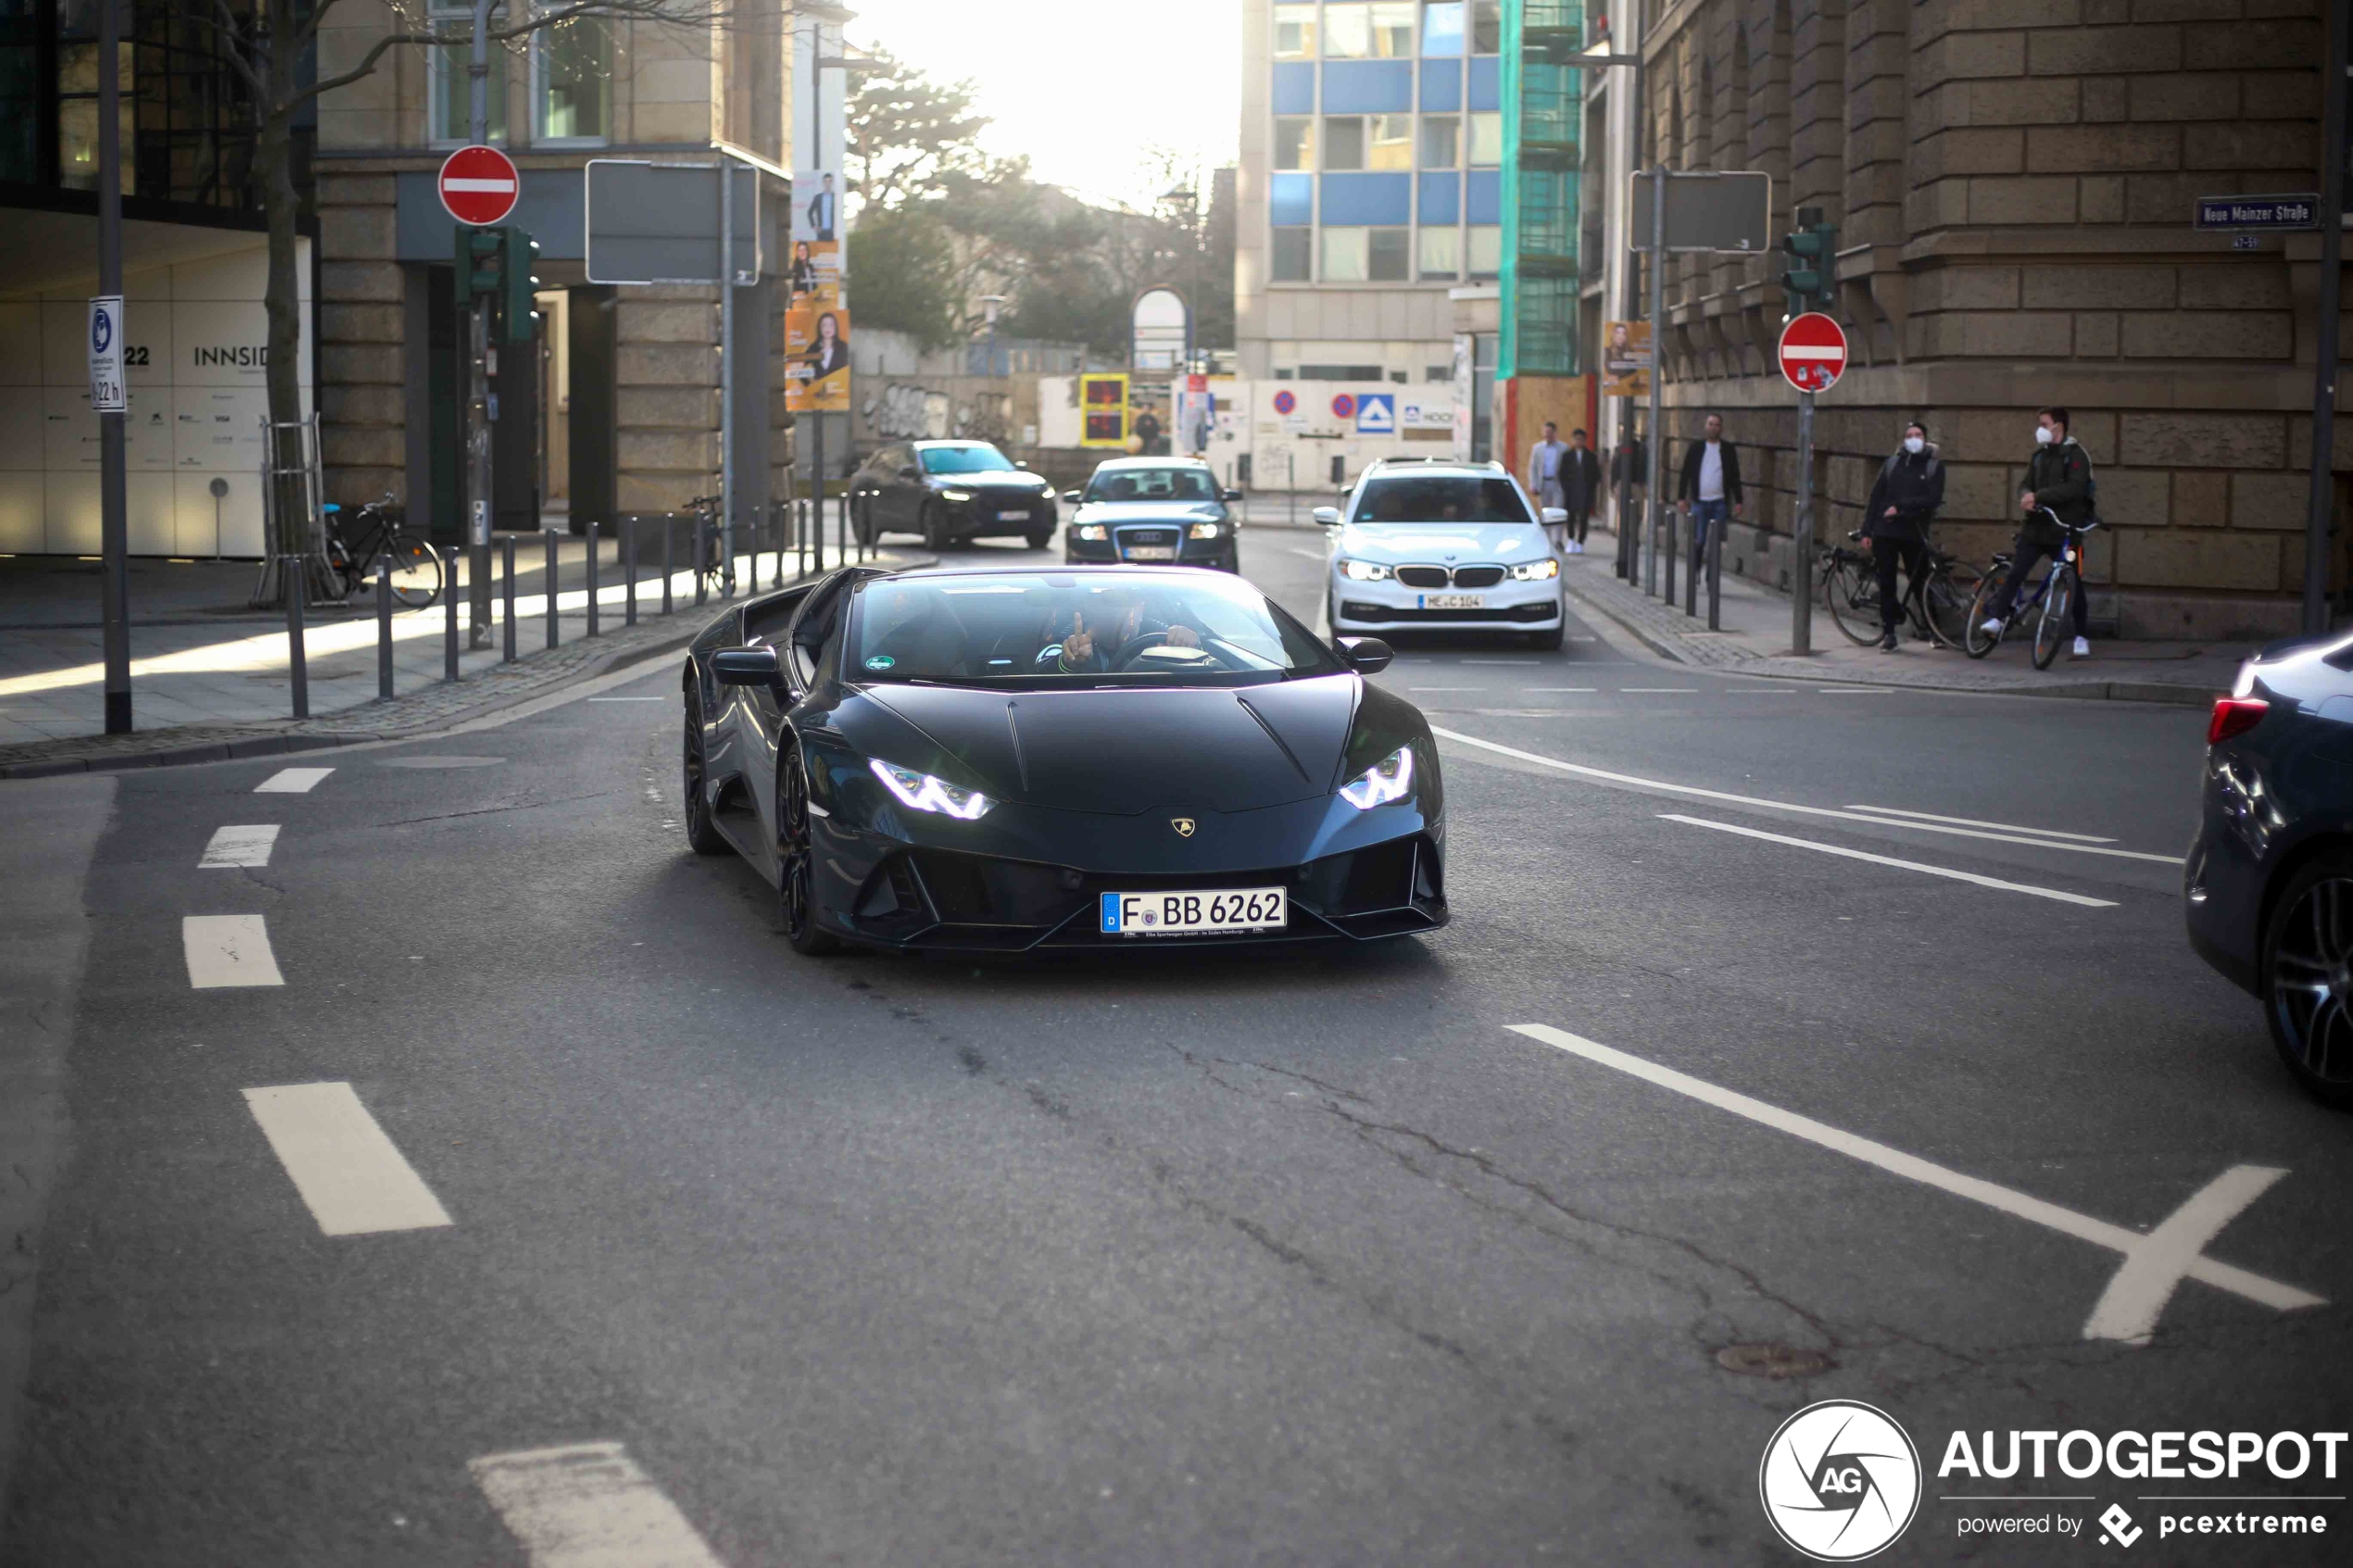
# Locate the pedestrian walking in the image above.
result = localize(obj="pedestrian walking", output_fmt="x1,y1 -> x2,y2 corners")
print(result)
1528,421 -> 1569,550
1560,428 -> 1603,555
1978,406 -> 2094,659
1861,420 -> 1945,652
1676,413 -> 1744,570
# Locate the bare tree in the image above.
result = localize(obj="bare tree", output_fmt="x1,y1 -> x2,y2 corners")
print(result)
182,0 -> 726,565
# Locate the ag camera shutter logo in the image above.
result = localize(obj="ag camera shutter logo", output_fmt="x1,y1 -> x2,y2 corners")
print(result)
1758,1399 -> 1921,1561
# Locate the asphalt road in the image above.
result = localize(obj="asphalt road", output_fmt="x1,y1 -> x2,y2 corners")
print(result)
2,530 -> 2347,1565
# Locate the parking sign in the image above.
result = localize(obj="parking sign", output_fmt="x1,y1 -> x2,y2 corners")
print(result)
1355,394 -> 1396,434
88,295 -> 125,413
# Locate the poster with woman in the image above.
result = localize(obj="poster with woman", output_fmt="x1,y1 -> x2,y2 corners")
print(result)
786,304 -> 851,412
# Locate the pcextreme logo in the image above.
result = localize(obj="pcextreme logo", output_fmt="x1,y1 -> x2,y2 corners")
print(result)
1758,1399 -> 1923,1561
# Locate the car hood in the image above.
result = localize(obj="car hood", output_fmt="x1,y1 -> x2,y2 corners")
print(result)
928,470 -> 1049,491
841,675 -> 1362,814
1338,521 -> 1550,564
1073,500 -> 1226,524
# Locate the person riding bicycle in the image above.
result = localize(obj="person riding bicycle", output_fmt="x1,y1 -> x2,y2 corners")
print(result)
1979,406 -> 2092,659
1860,420 -> 1944,653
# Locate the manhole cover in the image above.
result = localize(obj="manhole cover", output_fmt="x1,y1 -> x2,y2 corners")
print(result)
1715,1343 -> 1834,1379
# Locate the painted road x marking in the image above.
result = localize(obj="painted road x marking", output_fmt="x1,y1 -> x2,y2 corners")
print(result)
199,825 -> 279,868
242,1082 -> 453,1236
1506,1023 -> 2323,1343
471,1443 -> 724,1567
255,767 -> 333,793
1659,814 -> 2118,908
182,914 -> 284,986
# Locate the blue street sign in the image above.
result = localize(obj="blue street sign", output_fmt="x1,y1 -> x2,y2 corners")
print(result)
1355,393 -> 1396,435
2193,194 -> 2320,232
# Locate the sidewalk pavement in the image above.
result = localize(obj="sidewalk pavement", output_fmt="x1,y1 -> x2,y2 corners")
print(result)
1554,524 -> 2249,707
0,538 -> 912,777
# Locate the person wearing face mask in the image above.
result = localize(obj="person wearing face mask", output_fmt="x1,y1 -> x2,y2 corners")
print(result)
1860,420 -> 1944,652
1979,406 -> 2093,658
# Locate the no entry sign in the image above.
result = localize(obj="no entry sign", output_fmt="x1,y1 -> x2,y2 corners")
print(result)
1777,312 -> 1847,394
439,145 -> 520,227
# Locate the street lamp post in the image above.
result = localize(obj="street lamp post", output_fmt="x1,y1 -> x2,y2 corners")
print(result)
465,0 -> 496,647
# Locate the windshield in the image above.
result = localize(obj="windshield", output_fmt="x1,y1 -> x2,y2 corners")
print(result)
1084,467 -> 1218,503
848,573 -> 1342,686
919,445 -> 1017,475
1353,475 -> 1531,525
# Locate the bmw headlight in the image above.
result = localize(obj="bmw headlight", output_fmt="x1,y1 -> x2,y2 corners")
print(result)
869,758 -> 995,820
1189,522 -> 1221,539
941,488 -> 974,502
1511,558 -> 1561,581
1074,524 -> 1109,541
1337,746 -> 1414,810
1340,558 -> 1392,582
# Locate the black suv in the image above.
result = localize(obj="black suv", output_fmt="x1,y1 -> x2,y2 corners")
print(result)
850,441 -> 1058,550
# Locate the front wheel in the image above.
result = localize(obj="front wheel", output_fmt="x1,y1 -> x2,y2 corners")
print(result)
1922,560 -> 1982,650
854,495 -> 877,547
1026,528 -> 1054,550
682,684 -> 728,856
1823,554 -> 1881,646
1962,572 -> 2006,659
2032,567 -> 2075,670
921,502 -> 949,553
1526,622 -> 1565,651
777,738 -> 841,955
2262,853 -> 2353,1110
384,537 -> 443,608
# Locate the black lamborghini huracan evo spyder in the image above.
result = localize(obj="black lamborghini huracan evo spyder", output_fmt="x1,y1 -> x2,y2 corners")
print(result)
679,565 -> 1447,954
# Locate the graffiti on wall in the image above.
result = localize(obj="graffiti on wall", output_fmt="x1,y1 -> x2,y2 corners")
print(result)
860,383 -> 1017,445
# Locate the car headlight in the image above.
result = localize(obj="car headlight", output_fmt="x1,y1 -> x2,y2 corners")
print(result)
1337,746 -> 1414,810
1074,524 -> 1108,541
1189,522 -> 1221,540
941,488 -> 974,502
869,758 -> 995,820
1511,558 -> 1561,581
1340,558 -> 1392,582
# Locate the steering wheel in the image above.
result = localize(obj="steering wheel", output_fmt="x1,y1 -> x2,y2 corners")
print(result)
1108,631 -> 1244,672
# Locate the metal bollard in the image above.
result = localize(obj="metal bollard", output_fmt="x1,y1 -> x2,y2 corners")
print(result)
623,518 -> 638,627
545,527 -> 560,648
661,513 -> 675,615
502,534 -> 517,662
283,555 -> 308,719
695,515 -> 709,607
586,521 -> 600,638
443,542 -> 459,682
1707,516 -> 1725,632
376,568 -> 394,699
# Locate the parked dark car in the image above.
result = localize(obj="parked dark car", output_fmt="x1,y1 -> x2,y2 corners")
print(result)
1062,457 -> 1244,572
850,440 -> 1059,551
2187,633 -> 2353,1108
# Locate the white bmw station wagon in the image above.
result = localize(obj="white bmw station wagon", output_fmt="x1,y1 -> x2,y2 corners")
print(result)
1319,460 -> 1567,650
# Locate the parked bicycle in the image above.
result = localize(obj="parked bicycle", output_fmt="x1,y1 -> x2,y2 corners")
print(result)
321,492 -> 442,608
1819,531 -> 1983,650
1963,508 -> 2098,670
683,494 -> 735,596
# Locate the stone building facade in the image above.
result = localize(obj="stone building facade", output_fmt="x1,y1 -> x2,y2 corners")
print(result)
1637,0 -> 2341,637
313,8 -> 799,539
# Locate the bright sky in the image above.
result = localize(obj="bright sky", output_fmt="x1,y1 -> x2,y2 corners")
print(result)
845,1 -> 1243,209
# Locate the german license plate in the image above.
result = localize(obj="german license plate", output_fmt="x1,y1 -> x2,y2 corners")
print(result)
998,509 -> 1030,521
1124,546 -> 1177,560
1100,886 -> 1287,935
1421,593 -> 1485,609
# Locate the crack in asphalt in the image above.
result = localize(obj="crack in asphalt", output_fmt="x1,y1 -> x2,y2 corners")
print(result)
377,788 -> 618,828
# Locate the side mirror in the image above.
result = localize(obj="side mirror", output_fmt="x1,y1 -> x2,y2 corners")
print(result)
1541,506 -> 1569,525
1336,636 -> 1392,674
897,465 -> 920,481
712,646 -> 784,688
1062,489 -> 1084,505
1221,487 -> 1245,502
1312,506 -> 1342,526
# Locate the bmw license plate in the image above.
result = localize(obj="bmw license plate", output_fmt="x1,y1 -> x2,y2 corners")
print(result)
1420,593 -> 1485,609
1123,546 -> 1177,560
997,509 -> 1030,521
1100,886 -> 1287,935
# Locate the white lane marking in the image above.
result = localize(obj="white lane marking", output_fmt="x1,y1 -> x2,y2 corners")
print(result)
241,1082 -> 454,1236
200,824 -> 280,868
1428,726 -> 2183,864
1659,813 -> 2118,907
1463,659 -> 1539,664
1726,687 -> 1803,694
1410,686 -> 1478,691
255,767 -> 333,794
2082,1165 -> 2291,1346
182,914 -> 285,986
586,696 -> 666,702
1529,687 -> 1598,693
1818,686 -> 1895,694
471,1442 -> 725,1567
1505,1024 -> 2325,1336
1844,804 -> 2116,844
1286,546 -> 1327,560
1621,686 -> 1698,693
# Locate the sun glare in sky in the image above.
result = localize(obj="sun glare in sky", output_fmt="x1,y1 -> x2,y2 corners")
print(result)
845,0 -> 1243,208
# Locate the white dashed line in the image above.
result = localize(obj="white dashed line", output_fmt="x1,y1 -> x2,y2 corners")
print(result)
1818,686 -> 1895,694
1660,813 -> 2118,906
1845,804 -> 2117,843
586,696 -> 666,702
1506,1023 -> 2323,1342
471,1443 -> 725,1567
1621,686 -> 1699,694
182,914 -> 285,987
199,824 -> 280,868
1529,687 -> 1597,693
255,767 -> 333,793
1410,686 -> 1478,691
242,1082 -> 454,1236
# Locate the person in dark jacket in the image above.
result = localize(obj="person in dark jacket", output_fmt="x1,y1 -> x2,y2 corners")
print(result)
1561,428 -> 1604,553
1979,406 -> 2093,658
1861,420 -> 1946,651
1675,414 -> 1744,567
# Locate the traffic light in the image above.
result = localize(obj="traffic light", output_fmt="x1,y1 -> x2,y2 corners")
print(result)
1779,206 -> 1838,320
500,228 -> 541,345
454,224 -> 501,308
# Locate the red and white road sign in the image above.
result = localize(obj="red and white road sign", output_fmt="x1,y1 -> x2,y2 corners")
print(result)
438,145 -> 520,227
1777,312 -> 1847,394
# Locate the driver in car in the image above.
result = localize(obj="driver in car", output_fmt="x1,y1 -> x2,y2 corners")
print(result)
1038,594 -> 1201,673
